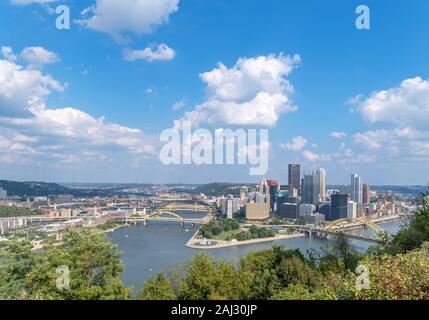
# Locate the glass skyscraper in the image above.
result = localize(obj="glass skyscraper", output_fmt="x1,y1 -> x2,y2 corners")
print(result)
351,174 -> 363,204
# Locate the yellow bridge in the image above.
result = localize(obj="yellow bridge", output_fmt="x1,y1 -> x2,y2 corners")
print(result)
272,218 -> 391,243
125,209 -> 211,226
159,203 -> 210,212
306,218 -> 391,243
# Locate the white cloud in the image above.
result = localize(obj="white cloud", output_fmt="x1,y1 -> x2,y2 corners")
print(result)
174,53 -> 301,128
353,130 -> 391,150
408,141 -> 429,156
123,44 -> 176,62
302,150 -> 331,162
20,47 -> 60,68
1,46 -> 17,62
351,77 -> 429,127
0,58 -> 63,117
280,136 -> 307,151
0,47 -> 156,165
77,0 -> 179,43
172,100 -> 186,111
330,131 -> 346,139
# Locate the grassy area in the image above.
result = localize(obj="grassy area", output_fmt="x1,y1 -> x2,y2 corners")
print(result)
211,229 -> 243,241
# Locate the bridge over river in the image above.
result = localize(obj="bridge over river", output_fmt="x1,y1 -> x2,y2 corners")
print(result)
124,204 -> 213,227
264,217 -> 396,243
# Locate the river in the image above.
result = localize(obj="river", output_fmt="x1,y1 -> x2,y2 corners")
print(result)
108,211 -> 407,290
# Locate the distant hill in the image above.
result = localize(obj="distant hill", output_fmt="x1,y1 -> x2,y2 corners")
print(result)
189,182 -> 256,197
0,180 -> 109,198
328,185 -> 428,197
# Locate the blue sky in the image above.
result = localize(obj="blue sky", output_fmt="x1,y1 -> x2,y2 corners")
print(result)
1,0 -> 429,185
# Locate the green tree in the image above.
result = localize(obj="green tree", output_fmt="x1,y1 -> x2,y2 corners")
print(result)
0,230 -> 130,300
341,242 -> 429,300
178,254 -> 253,300
139,273 -> 176,300
386,198 -> 429,254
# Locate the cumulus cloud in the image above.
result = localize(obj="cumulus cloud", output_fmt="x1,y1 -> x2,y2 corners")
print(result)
20,47 -> 60,68
77,0 -> 180,43
0,58 -> 63,117
0,47 -> 156,165
1,46 -> 17,62
123,44 -> 176,62
280,136 -> 307,151
350,77 -> 429,127
330,131 -> 346,139
174,53 -> 301,128
302,150 -> 331,162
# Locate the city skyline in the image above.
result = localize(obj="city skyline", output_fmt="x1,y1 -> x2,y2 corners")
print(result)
1,1 -> 429,185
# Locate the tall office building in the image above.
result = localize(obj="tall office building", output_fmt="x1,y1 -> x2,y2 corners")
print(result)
288,164 -> 301,192
267,179 -> 280,212
301,172 -> 315,204
351,174 -> 363,204
221,196 -> 240,219
302,169 -> 325,205
246,178 -> 270,220
314,168 -> 326,201
363,183 -> 371,205
330,193 -> 350,220
347,201 -> 358,220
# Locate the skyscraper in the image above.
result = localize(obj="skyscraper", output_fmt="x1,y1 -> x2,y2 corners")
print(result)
363,183 -> 371,205
267,179 -> 280,212
302,169 -> 326,205
330,193 -> 350,221
288,164 -> 301,192
351,174 -> 363,204
246,178 -> 270,220
301,172 -> 315,204
314,168 -> 326,201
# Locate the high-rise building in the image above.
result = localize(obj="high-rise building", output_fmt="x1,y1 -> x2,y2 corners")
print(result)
301,172 -> 315,204
245,178 -> 270,220
277,203 -> 299,219
267,179 -> 279,212
330,193 -> 350,220
347,201 -> 358,220
302,169 -> 326,205
314,168 -> 326,202
363,183 -> 371,205
288,164 -> 301,192
221,196 -> 240,219
351,174 -> 363,204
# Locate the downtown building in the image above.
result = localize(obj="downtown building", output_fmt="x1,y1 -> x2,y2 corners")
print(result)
221,195 -> 240,219
351,174 -> 363,204
301,169 -> 326,205
288,164 -> 301,193
363,183 -> 371,205
245,178 -> 270,220
330,193 -> 350,221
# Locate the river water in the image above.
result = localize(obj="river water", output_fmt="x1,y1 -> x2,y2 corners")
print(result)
108,211 -> 407,290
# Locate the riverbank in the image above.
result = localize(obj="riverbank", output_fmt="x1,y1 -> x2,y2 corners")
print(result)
186,231 -> 305,250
